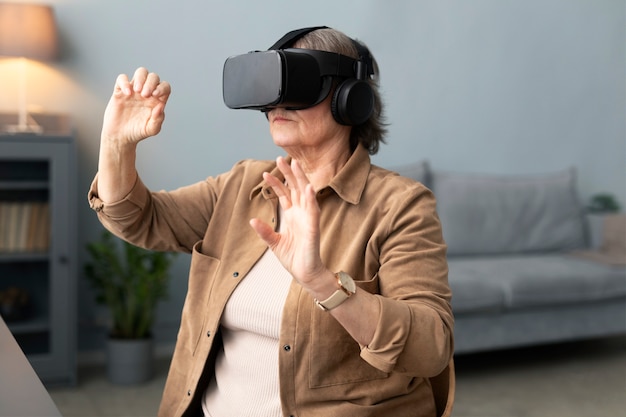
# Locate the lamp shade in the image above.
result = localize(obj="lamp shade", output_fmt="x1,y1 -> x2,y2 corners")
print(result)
0,2 -> 58,60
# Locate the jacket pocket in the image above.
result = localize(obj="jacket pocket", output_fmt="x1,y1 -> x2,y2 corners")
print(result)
178,241 -> 221,356
309,274 -> 388,388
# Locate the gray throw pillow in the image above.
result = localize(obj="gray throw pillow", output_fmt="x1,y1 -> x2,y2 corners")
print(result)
432,168 -> 586,256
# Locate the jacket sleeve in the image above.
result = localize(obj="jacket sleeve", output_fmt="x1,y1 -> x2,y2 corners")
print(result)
87,173 -> 220,253
359,185 -> 454,378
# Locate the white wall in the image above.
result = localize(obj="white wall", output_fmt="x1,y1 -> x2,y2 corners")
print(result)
1,0 -> 623,351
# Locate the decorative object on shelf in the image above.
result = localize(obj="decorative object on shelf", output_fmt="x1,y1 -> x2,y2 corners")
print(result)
0,201 -> 50,252
84,230 -> 176,385
0,286 -> 32,322
585,192 -> 622,250
0,2 -> 59,134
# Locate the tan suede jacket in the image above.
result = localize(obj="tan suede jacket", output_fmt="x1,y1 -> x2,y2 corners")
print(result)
88,145 -> 455,417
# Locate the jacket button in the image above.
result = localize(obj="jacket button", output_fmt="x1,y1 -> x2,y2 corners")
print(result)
283,344 -> 291,352
187,389 -> 191,396
233,272 -> 239,278
207,330 -> 211,337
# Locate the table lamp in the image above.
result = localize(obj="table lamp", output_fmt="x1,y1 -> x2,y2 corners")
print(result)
0,2 -> 58,134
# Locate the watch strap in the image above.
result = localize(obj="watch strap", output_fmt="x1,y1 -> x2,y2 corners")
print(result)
314,271 -> 356,311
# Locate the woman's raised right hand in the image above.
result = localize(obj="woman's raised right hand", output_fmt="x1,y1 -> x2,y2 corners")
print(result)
101,67 -> 171,145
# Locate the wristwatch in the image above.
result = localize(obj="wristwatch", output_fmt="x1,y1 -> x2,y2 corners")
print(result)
314,271 -> 356,311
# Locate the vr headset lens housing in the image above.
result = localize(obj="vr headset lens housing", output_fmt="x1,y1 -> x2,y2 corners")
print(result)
223,49 -> 356,111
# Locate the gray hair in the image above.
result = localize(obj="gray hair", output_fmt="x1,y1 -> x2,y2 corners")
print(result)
293,28 -> 388,155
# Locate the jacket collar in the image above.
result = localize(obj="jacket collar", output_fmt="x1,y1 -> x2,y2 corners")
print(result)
327,144 -> 370,205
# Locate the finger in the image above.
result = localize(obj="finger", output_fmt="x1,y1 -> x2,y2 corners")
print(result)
141,72 -> 161,98
150,101 -> 166,124
131,67 -> 149,93
263,172 -> 292,209
152,80 -> 172,100
114,73 -> 132,95
290,159 -> 312,199
249,218 -> 280,248
146,110 -> 166,136
276,156 -> 298,192
304,183 -> 319,215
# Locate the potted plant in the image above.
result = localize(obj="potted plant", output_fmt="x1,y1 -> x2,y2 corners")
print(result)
586,193 -> 622,249
84,230 -> 176,385
587,193 -> 621,213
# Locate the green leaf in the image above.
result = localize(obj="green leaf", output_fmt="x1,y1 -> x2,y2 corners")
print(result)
83,230 -> 176,339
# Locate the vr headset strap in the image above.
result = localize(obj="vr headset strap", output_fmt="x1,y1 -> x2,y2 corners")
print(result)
268,26 -> 329,50
269,26 -> 374,79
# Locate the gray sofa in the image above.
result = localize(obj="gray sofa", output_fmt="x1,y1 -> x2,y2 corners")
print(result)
394,161 -> 626,354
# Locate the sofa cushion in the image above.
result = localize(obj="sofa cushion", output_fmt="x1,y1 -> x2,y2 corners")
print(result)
447,261 -> 506,313
391,160 -> 431,188
503,255 -> 626,308
432,168 -> 586,256
448,255 -> 626,312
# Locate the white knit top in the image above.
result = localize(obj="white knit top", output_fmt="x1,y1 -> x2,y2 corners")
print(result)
201,246 -> 292,417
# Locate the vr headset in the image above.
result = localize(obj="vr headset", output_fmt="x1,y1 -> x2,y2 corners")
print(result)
222,26 -> 375,126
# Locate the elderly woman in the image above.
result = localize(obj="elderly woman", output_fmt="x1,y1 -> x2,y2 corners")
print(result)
89,26 -> 454,417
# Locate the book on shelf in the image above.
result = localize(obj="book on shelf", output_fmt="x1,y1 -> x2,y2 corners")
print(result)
0,201 -> 50,253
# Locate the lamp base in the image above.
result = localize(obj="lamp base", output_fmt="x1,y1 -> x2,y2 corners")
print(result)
3,114 -> 44,135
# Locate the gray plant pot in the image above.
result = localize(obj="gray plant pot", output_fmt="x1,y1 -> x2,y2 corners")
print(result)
586,213 -> 606,249
106,337 -> 154,385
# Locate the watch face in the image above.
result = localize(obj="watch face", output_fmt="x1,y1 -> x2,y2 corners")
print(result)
338,271 -> 356,294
